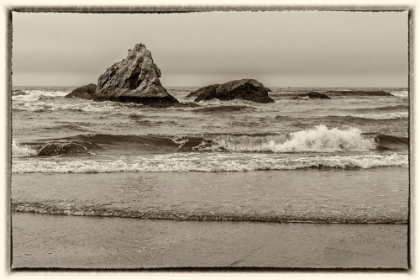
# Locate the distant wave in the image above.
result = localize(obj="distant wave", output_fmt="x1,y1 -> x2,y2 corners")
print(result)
12,153 -> 408,174
11,201 -> 406,224
192,105 -> 256,114
12,89 -> 27,96
350,104 -> 408,113
346,113 -> 407,120
12,89 -> 68,101
325,113 -> 408,121
12,100 -> 145,113
390,90 -> 408,98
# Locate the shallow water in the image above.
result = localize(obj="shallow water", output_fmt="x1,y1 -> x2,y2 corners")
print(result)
12,168 -> 408,223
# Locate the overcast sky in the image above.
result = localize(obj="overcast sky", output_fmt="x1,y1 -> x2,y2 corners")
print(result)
12,11 -> 408,87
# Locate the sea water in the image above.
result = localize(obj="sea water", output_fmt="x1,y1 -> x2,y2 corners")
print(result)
11,86 -> 409,223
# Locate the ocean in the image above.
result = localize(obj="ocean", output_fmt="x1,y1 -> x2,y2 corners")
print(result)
11,86 -> 409,225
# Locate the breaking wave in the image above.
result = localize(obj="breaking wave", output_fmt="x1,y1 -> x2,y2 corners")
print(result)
390,90 -> 408,98
12,141 -> 38,157
207,125 -> 376,153
375,134 -> 408,151
12,153 -> 407,174
12,126 -> 407,158
12,140 -> 103,157
11,89 -> 69,101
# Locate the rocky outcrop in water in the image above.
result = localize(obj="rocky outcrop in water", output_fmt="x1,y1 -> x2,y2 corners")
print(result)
294,92 -> 331,100
190,79 -> 274,103
186,84 -> 219,99
65,83 -> 97,100
94,43 -> 178,106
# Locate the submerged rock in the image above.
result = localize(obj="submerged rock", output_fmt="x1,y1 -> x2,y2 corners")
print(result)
65,83 -> 97,100
294,92 -> 331,100
191,79 -> 274,103
94,43 -> 178,106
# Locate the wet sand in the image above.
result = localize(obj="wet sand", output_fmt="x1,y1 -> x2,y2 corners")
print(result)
11,213 -> 408,269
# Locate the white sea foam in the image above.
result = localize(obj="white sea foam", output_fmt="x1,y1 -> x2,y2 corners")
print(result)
210,125 -> 376,153
12,89 -> 69,101
12,100 -> 139,113
390,91 -> 408,98
12,140 -> 38,157
327,113 -> 408,120
352,113 -> 408,120
12,153 -> 407,174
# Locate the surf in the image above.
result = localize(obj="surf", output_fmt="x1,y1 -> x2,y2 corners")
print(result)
12,153 -> 408,174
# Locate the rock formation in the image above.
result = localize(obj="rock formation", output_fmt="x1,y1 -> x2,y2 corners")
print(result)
186,84 -> 219,99
65,83 -> 97,100
94,43 -> 178,105
190,79 -> 274,103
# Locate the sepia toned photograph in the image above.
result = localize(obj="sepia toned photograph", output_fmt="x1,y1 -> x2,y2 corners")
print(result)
9,6 -> 410,270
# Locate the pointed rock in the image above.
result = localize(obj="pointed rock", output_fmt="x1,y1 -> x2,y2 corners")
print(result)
94,43 -> 178,105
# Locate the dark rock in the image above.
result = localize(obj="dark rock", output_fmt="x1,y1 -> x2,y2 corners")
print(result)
186,84 -> 219,99
65,84 -> 97,100
294,92 -> 331,100
192,79 -> 274,103
94,43 -> 178,106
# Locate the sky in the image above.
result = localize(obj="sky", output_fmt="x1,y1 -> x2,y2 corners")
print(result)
12,11 -> 408,87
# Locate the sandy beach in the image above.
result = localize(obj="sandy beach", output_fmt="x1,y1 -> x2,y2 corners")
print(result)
12,213 -> 408,269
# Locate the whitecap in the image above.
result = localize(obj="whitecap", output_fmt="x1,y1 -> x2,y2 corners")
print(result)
210,125 -> 376,153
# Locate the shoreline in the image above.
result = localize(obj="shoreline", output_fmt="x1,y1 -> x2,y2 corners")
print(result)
12,213 -> 408,269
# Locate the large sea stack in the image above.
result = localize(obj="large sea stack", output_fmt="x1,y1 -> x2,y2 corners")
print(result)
94,43 -> 178,106
189,79 -> 274,103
